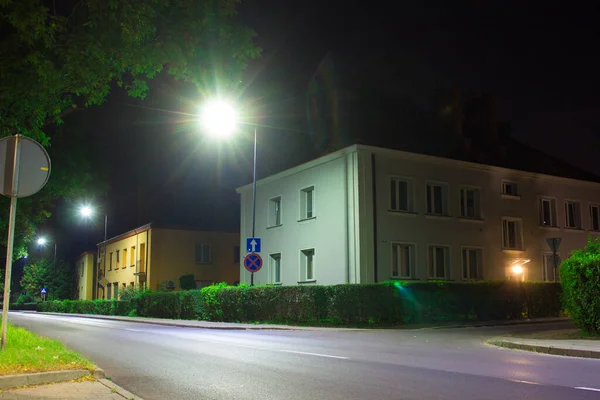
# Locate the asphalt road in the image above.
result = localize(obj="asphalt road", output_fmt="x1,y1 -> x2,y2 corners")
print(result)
7,313 -> 600,400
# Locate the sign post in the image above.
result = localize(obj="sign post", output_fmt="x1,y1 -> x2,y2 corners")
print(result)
0,135 -> 51,350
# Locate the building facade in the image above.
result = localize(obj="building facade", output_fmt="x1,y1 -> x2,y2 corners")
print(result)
89,224 -> 239,300
75,251 -> 96,300
236,145 -> 600,285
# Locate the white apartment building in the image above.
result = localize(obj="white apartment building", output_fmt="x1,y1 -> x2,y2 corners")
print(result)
236,144 -> 600,285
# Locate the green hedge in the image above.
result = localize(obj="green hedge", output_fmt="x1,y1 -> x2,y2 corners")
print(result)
34,281 -> 562,326
39,299 -> 133,316
0,303 -> 40,311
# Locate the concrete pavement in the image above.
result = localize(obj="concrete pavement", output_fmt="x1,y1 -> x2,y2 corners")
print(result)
0,378 -> 143,400
489,337 -> 600,359
7,312 -> 600,400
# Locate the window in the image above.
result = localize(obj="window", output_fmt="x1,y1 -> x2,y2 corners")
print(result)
130,246 -> 135,266
590,205 -> 600,231
122,249 -> 127,268
116,250 -> 120,268
233,246 -> 240,264
502,181 -> 519,196
462,248 -> 482,280
129,282 -> 134,288
564,201 -> 581,229
301,187 -> 314,219
539,198 -> 557,226
109,252 -> 113,270
391,243 -> 414,278
426,183 -> 448,216
390,178 -> 413,212
542,254 -> 560,282
80,262 -> 84,277
195,244 -> 211,264
113,282 -> 119,300
459,187 -> 481,218
502,218 -> 523,250
270,253 -> 281,283
300,249 -> 315,280
269,197 -> 282,227
107,284 -> 112,300
428,246 -> 449,279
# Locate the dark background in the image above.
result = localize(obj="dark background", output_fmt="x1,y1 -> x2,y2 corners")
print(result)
39,0 -> 600,261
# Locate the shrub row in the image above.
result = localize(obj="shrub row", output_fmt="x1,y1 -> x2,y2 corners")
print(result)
37,281 -> 562,325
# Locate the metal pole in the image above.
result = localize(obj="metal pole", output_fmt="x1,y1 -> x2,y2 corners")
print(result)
1,135 -> 22,350
53,243 -> 57,270
250,128 -> 257,286
103,214 -> 107,299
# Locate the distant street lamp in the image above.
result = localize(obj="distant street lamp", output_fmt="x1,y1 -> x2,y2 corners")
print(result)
36,236 -> 57,270
200,100 -> 257,286
80,205 -> 108,293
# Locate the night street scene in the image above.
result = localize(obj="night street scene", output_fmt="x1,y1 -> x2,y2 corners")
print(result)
1,1 -> 600,399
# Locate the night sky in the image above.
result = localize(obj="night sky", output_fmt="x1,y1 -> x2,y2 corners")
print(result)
47,0 -> 600,261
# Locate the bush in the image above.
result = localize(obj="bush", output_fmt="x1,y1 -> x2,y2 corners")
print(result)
560,237 -> 600,335
179,274 -> 196,291
9,302 -> 39,311
34,281 -> 562,327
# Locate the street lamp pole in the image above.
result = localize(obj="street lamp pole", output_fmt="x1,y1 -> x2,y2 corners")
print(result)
250,128 -> 257,287
103,214 -> 107,284
53,242 -> 57,270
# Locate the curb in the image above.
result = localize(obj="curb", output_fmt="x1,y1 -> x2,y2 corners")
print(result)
29,312 -> 569,332
489,339 -> 600,359
0,368 -> 104,390
99,378 -> 145,400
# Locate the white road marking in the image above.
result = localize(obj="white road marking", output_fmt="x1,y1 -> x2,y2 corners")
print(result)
124,328 -> 144,332
279,350 -> 349,359
509,379 -> 539,385
575,387 -> 600,392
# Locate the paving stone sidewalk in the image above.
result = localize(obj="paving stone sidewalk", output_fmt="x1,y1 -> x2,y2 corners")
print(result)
0,379 -> 141,400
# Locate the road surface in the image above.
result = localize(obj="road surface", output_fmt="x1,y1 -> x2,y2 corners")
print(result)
8,313 -> 600,400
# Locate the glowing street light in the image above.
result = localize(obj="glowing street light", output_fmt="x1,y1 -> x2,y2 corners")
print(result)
200,99 -> 258,286
200,100 -> 238,139
36,237 -> 47,246
80,205 -> 93,218
36,236 -> 56,269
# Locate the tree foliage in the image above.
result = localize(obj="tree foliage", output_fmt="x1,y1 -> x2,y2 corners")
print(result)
560,237 -> 600,335
20,258 -> 75,300
0,0 -> 260,143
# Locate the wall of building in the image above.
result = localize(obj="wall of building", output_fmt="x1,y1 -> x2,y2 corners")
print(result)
149,229 -> 240,289
370,146 -> 600,282
238,148 -> 371,286
96,228 -> 150,299
76,253 -> 95,300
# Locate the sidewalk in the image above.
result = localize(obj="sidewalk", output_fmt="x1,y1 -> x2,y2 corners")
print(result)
489,337 -> 600,359
30,312 -> 569,332
0,378 -> 143,400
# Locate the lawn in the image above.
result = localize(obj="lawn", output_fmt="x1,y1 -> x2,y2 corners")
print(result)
0,321 -> 94,376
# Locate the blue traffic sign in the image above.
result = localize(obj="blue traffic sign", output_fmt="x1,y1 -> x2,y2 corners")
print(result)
40,288 -> 47,295
246,237 -> 261,253
244,252 -> 263,273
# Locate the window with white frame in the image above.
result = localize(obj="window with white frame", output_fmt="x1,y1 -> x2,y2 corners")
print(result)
428,246 -> 449,279
542,253 -> 559,282
390,178 -> 413,212
300,187 -> 314,219
590,205 -> 600,231
539,198 -> 557,226
462,248 -> 482,280
270,253 -> 281,283
194,244 -> 211,264
564,201 -> 581,229
391,243 -> 414,278
426,183 -> 448,216
501,181 -> 519,197
269,197 -> 282,227
502,218 -> 523,250
459,187 -> 481,218
300,249 -> 315,280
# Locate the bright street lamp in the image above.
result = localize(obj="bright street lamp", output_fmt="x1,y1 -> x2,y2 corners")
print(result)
200,100 -> 238,139
80,205 -> 108,298
200,99 -> 257,286
36,236 -> 57,270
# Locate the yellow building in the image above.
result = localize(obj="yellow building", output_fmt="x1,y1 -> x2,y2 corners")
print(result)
75,251 -> 96,300
92,224 -> 240,300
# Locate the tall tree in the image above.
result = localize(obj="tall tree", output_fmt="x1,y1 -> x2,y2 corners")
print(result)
20,258 -> 75,300
0,0 -> 260,254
